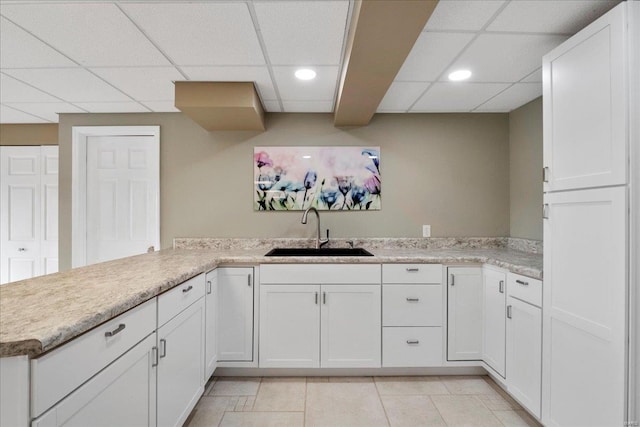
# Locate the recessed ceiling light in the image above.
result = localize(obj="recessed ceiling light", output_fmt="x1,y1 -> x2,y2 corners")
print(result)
295,69 -> 316,80
448,69 -> 472,81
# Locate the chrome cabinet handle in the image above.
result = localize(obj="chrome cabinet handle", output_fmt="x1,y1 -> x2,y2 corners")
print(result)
406,297 -> 420,302
406,268 -> 419,272
207,280 -> 212,294
450,274 -> 455,286
406,340 -> 419,345
499,280 -> 504,294
160,339 -> 167,358
323,292 -> 326,304
507,305 -> 512,319
17,248 -> 26,252
105,323 -> 125,337
182,285 -> 193,293
543,204 -> 549,219
315,292 -> 319,305
248,274 -> 252,287
543,166 -> 550,183
152,346 -> 158,367
516,279 -> 529,286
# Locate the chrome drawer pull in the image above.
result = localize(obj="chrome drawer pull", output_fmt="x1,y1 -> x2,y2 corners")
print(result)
160,339 -> 167,358
515,279 -> 529,286
151,346 -> 158,367
499,280 -> 504,294
406,268 -> 419,272
406,297 -> 420,302
105,323 -> 126,337
406,340 -> 420,345
315,292 -> 319,305
507,305 -> 512,319
182,285 -> 193,293
207,280 -> 212,294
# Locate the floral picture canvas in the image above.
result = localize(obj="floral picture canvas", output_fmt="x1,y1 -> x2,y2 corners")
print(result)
254,146 -> 381,211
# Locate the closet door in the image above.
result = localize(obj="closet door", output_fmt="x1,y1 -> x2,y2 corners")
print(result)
40,146 -> 58,276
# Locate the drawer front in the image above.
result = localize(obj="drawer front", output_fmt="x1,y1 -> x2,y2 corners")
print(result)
383,285 -> 442,326
31,298 -> 157,418
382,327 -> 442,367
260,264 -> 381,284
507,273 -> 542,307
382,264 -> 442,284
158,273 -> 206,327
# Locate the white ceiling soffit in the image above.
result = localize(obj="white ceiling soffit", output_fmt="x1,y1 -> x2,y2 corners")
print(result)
0,0 -> 621,123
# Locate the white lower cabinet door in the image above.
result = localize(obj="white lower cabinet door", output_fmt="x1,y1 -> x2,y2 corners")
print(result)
32,333 -> 157,427
320,285 -> 381,368
259,285 -> 320,368
217,267 -> 254,361
447,267 -> 483,361
483,268 -> 506,377
204,270 -> 218,381
157,298 -> 205,427
506,297 -> 542,418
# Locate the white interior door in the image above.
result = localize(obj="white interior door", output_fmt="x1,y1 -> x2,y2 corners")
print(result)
1,146 -> 58,285
85,134 -> 159,265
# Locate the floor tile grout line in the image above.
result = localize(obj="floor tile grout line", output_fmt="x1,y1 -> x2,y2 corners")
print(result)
373,378 -> 392,427
428,394 -> 449,427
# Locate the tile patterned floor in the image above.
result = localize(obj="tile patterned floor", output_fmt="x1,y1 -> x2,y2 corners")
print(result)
184,375 -> 541,427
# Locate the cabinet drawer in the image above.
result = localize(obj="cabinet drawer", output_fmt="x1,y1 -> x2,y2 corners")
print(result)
31,298 -> 157,418
382,285 -> 442,326
382,327 -> 442,367
382,264 -> 442,284
260,264 -> 380,284
507,273 -> 542,307
158,273 -> 205,327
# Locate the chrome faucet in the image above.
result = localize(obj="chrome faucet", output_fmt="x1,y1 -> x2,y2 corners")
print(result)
301,207 -> 329,249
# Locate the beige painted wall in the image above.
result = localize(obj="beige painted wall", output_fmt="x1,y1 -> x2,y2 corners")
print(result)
509,97 -> 543,240
58,112 -> 509,270
0,123 -> 58,145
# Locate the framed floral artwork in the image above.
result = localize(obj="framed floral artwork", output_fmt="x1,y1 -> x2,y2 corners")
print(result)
254,146 -> 381,211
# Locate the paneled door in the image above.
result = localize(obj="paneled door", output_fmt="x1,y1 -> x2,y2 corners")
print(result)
85,134 -> 159,265
0,146 -> 58,284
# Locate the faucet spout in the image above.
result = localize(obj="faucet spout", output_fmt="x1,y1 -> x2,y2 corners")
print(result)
301,207 -> 329,249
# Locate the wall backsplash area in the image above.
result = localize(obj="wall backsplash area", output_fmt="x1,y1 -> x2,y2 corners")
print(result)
58,102 -> 542,270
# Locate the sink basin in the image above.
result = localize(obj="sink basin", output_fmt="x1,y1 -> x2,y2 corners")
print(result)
265,247 -> 374,257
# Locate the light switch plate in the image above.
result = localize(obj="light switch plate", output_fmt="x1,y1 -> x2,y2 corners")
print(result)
422,225 -> 431,237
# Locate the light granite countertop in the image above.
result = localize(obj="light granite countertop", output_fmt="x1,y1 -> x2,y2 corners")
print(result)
0,245 -> 542,358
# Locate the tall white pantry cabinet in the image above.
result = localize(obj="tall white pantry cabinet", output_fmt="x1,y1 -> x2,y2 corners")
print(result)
542,2 -> 639,425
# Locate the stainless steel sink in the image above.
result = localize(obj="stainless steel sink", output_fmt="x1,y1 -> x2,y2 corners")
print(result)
264,247 -> 374,257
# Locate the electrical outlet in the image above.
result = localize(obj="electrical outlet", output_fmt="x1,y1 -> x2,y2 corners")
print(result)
422,225 -> 431,237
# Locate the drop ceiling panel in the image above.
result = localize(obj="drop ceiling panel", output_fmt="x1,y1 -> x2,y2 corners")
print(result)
425,0 -> 507,31
253,1 -> 349,65
121,2 -> 265,66
0,105 -> 49,123
140,101 -> 180,113
395,32 -> 475,82
273,66 -> 339,101
412,82 -> 510,112
0,17 -> 76,68
90,67 -> 183,101
445,33 -> 569,83
181,66 -> 277,100
475,83 -> 542,112
3,102 -> 85,122
3,68 -> 131,102
522,68 -> 542,83
0,3 -> 169,67
73,102 -> 149,113
282,101 -> 333,113
0,74 -> 61,103
377,82 -> 430,112
262,100 -> 282,113
487,0 -> 619,34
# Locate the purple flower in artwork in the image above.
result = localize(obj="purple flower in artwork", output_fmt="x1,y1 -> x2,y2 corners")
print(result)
303,170 -> 317,189
254,151 -> 273,169
364,174 -> 381,195
362,149 -> 379,172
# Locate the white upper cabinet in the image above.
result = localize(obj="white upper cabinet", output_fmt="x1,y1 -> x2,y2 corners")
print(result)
543,4 -> 627,192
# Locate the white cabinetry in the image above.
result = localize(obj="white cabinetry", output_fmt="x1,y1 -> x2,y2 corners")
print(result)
32,334 -> 157,427
204,269 -> 218,381
447,267 -> 482,361
217,267 -> 254,362
259,264 -> 381,369
382,264 -> 443,367
482,267 -> 506,378
156,275 -> 205,427
506,273 -> 542,419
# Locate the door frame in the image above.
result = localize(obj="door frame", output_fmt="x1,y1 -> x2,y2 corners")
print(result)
71,126 -> 160,268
